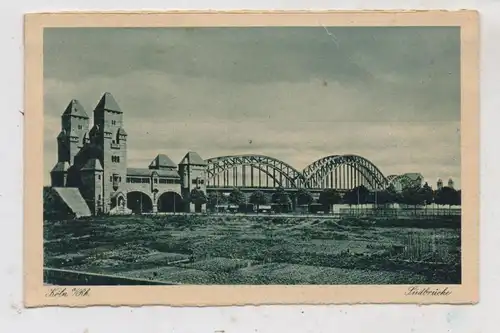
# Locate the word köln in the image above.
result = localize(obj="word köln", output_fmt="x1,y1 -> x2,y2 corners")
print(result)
45,287 -> 91,297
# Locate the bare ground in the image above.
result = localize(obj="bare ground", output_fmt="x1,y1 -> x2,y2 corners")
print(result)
43,214 -> 461,285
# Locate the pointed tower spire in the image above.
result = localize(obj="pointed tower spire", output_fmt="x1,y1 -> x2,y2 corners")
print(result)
59,98 -> 90,165
95,92 -> 122,113
62,99 -> 89,119
91,92 -> 127,213
149,154 -> 177,170
179,151 -> 207,166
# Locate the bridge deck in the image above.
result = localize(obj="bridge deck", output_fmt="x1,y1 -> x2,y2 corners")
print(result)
206,187 -> 349,193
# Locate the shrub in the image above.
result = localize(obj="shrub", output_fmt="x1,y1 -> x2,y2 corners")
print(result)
271,217 -> 288,224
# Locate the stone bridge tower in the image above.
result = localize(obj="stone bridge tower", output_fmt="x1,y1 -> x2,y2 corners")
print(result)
50,99 -> 90,187
89,92 -> 128,213
179,152 -> 208,212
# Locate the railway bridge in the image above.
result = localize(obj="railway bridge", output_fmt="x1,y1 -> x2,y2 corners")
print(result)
205,154 -> 391,192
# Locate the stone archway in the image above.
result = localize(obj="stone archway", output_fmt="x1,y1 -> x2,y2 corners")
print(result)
127,191 -> 153,214
117,195 -> 125,208
157,191 -> 184,213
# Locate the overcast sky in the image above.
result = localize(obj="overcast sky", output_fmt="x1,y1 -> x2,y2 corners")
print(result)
43,27 -> 461,188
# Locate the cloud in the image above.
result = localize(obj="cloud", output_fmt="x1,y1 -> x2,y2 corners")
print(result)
44,27 -> 459,84
43,27 -> 461,188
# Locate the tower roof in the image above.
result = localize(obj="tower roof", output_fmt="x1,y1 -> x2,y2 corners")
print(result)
83,131 -> 90,143
89,125 -> 100,136
95,92 -> 122,113
80,158 -> 103,171
179,151 -> 207,166
62,99 -> 89,119
50,161 -> 70,173
149,154 -> 177,169
57,130 -> 66,140
117,127 -> 128,136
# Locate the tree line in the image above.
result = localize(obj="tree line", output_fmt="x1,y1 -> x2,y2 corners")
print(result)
190,182 -> 461,213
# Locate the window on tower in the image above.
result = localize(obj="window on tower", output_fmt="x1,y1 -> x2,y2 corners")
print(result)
78,125 -> 83,130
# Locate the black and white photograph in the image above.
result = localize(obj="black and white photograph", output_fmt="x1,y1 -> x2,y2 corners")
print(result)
22,11 -> 479,306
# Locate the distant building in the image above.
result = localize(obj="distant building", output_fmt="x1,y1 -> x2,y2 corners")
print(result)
49,92 -> 208,215
437,178 -> 443,190
448,178 -> 455,189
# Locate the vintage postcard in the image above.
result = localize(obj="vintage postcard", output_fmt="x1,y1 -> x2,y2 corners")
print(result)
24,11 -> 479,306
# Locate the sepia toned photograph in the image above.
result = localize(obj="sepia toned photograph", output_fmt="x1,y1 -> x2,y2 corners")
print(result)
24,11 -> 479,306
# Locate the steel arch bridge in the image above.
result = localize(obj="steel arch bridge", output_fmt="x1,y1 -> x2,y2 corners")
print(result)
386,174 -> 404,185
206,154 -> 307,189
386,174 -> 421,190
205,154 -> 389,191
302,155 -> 388,190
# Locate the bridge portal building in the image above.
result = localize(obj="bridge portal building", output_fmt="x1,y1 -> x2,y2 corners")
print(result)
49,92 -> 207,215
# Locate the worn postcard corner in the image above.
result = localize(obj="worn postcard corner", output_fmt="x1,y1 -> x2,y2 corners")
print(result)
23,10 -> 479,307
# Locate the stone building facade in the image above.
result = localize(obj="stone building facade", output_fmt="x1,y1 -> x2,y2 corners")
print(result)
50,92 -> 208,215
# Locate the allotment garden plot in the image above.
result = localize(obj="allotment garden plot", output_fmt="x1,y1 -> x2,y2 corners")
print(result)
44,214 -> 461,285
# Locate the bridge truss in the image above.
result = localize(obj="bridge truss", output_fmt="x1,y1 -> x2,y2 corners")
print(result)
206,155 -> 307,189
302,155 -> 388,190
386,174 -> 419,190
205,154 -> 389,191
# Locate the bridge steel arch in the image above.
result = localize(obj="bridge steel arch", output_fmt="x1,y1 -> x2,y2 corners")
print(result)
205,154 -> 307,188
303,155 -> 388,190
386,174 -> 417,192
386,175 -> 399,183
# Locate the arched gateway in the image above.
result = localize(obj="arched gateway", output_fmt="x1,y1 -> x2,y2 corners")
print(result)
126,191 -> 153,214
157,191 -> 184,213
